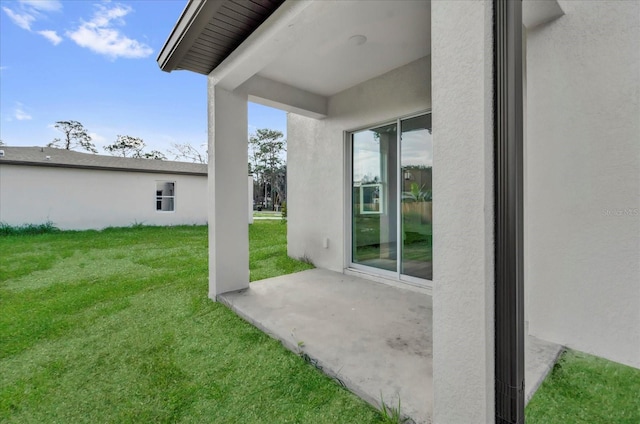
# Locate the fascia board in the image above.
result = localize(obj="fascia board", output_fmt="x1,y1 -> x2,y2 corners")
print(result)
157,0 -> 226,72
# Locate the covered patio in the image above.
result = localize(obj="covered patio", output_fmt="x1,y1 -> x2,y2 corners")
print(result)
157,1 -> 579,421
219,269 -> 562,424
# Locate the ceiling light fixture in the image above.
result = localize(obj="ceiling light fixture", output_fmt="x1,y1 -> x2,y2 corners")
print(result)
348,34 -> 367,46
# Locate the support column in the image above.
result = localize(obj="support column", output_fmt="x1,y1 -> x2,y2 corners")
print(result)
432,1 -> 495,423
207,78 -> 250,299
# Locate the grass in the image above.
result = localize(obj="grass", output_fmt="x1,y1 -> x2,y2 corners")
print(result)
526,349 -> 640,423
0,222 -> 383,423
0,221 -> 60,236
3,222 -> 638,423
250,221 -> 312,281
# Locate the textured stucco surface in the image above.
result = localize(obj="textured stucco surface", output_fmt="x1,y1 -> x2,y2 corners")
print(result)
287,56 -> 431,272
431,1 -> 495,423
0,165 -> 207,230
207,81 -> 250,297
526,0 -> 640,368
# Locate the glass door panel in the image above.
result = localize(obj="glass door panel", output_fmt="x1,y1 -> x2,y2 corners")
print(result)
400,114 -> 432,280
352,123 -> 398,272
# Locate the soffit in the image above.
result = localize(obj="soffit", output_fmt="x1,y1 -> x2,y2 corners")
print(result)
158,0 -> 285,75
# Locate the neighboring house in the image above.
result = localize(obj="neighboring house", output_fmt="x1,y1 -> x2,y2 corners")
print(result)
158,1 -> 639,422
0,146 -> 207,230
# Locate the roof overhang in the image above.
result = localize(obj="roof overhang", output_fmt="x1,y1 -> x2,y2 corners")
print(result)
157,0 -> 562,119
157,0 -> 285,75
159,0 -> 431,119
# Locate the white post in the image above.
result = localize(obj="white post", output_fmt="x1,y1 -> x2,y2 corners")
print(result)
431,1 -> 495,423
207,78 -> 250,299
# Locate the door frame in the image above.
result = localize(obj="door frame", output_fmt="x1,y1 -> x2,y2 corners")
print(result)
344,109 -> 433,289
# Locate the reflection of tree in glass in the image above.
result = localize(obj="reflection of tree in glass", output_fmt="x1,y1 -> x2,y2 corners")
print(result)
360,174 -> 380,185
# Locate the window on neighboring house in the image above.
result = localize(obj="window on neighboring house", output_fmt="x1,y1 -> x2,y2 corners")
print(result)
156,181 -> 175,212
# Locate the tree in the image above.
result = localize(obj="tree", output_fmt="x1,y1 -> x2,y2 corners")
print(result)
104,135 -> 168,160
249,129 -> 286,210
104,135 -> 146,158
142,150 -> 167,160
48,120 -> 97,153
272,165 -> 287,206
168,142 -> 207,164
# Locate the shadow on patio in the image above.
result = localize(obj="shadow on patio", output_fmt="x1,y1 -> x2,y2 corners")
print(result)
219,268 -> 561,424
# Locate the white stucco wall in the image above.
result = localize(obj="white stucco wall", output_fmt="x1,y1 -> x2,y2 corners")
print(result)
526,0 -> 640,368
287,56 -> 431,271
431,1 -> 495,422
0,165 -> 208,230
207,82 -> 250,297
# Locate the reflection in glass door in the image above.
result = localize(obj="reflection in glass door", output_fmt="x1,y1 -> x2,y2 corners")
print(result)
352,123 -> 398,273
351,113 -> 432,282
401,114 -> 432,280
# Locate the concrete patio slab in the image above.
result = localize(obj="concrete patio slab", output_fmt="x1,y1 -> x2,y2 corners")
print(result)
525,335 -> 564,402
219,268 -> 562,424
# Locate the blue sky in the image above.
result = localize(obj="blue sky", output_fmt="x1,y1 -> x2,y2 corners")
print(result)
0,0 -> 286,156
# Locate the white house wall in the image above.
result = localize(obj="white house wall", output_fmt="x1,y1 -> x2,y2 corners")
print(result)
287,56 -> 431,271
431,1 -> 495,420
0,165 -> 208,230
526,0 -> 640,368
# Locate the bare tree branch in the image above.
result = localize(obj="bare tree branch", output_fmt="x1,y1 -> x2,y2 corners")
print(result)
168,142 -> 207,163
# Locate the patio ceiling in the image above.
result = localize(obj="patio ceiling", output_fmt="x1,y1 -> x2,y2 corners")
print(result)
158,0 -> 561,114
254,1 -> 431,97
159,0 -> 431,98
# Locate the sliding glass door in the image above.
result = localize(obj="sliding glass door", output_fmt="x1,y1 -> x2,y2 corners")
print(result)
352,123 -> 398,273
351,113 -> 432,283
400,114 -> 432,280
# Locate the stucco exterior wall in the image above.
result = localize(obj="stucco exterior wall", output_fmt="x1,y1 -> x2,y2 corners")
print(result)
526,0 -> 640,368
431,1 -> 495,421
287,56 -> 431,271
0,165 -> 208,230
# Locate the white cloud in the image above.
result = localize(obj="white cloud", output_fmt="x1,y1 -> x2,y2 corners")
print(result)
88,132 -> 107,146
19,0 -> 62,12
2,6 -> 36,30
67,4 -> 153,59
0,66 -> 7,71
3,0 -> 62,42
15,104 -> 33,121
37,29 -> 62,45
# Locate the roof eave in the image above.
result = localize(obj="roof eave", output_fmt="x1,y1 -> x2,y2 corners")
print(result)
157,0 -> 226,74
0,159 -> 207,176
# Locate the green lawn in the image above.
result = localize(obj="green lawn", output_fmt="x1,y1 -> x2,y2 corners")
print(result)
526,349 -> 640,423
0,222 -> 384,424
2,222 -> 638,423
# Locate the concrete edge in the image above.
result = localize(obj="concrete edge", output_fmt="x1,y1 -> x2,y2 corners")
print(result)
217,290 -> 422,424
344,268 -> 433,296
525,344 -> 565,404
